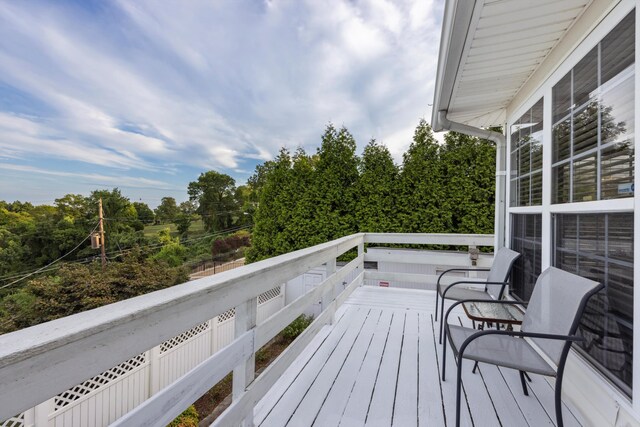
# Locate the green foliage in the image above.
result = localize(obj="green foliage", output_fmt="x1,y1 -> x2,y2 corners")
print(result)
397,119 -> 450,233
133,202 -> 155,224
247,125 -> 360,262
0,250 -> 188,333
155,197 -> 180,224
355,140 -> 398,233
246,149 -> 294,262
440,131 -> 495,234
167,405 -> 198,427
310,125 -> 359,242
152,229 -> 187,267
281,314 -> 313,342
248,120 -> 496,262
187,171 -> 238,232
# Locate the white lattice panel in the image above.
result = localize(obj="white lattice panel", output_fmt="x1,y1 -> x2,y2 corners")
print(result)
158,330 -> 212,389
218,308 -> 235,322
160,321 -> 210,353
53,353 -> 147,411
258,286 -> 282,305
0,413 -> 24,427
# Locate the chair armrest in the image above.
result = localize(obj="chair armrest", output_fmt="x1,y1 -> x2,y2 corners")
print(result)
457,329 -> 585,358
441,281 -> 509,299
437,268 -> 490,287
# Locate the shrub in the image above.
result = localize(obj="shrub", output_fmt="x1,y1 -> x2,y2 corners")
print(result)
168,405 -> 198,427
281,314 -> 313,342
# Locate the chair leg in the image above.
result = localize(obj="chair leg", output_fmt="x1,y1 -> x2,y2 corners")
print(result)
555,374 -> 564,427
435,290 -> 439,321
456,358 -> 463,427
519,371 -> 529,396
439,298 -> 446,344
441,328 -> 447,381
472,361 -> 478,374
524,372 -> 532,382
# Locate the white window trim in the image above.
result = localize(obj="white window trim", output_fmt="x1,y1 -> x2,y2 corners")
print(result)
505,0 -> 638,413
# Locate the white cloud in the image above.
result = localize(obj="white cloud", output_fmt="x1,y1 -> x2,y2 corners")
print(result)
0,0 -> 444,189
0,163 -> 178,190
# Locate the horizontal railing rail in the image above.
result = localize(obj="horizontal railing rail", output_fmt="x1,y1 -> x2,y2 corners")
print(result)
0,232 -> 493,425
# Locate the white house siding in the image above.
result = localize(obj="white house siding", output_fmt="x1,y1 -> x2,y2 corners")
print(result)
504,1 -> 639,424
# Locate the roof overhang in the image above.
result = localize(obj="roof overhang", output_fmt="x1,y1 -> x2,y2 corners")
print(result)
431,0 -> 597,131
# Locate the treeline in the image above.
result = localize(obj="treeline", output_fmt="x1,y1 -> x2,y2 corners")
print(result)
246,120 -> 495,262
0,175 -> 255,280
0,189 -> 148,278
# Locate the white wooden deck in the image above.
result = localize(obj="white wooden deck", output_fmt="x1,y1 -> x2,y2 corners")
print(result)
254,287 -> 585,427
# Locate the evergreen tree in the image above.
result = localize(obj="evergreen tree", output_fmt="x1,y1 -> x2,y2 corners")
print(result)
355,140 -> 399,233
246,149 -> 293,262
310,125 -> 359,242
440,131 -> 496,234
397,120 -> 450,233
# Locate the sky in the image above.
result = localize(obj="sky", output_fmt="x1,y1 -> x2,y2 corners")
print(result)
0,0 -> 444,208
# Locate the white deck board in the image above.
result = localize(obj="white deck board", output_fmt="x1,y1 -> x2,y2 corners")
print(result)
255,286 -> 583,427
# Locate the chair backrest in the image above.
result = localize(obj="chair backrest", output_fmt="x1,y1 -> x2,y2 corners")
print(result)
521,267 -> 603,366
485,247 -> 521,299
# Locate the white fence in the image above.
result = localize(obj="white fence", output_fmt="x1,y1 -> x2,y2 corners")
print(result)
0,233 -> 493,427
3,286 -> 284,427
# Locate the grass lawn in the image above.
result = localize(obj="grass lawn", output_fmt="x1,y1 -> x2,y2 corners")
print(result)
143,219 -> 206,238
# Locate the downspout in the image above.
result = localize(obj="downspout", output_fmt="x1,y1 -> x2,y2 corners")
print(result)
437,111 -> 506,250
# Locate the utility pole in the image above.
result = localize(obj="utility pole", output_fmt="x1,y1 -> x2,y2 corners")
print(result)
98,198 -> 107,270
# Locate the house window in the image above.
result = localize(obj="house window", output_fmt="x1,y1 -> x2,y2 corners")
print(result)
551,12 -> 635,203
509,214 -> 541,300
554,213 -> 633,394
510,98 -> 543,206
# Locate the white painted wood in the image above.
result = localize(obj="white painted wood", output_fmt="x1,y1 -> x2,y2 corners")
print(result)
255,256 -> 362,349
0,233 -> 363,419
253,326 -> 332,424
364,251 -> 493,267
335,272 -> 363,308
233,297 -> 257,426
365,310 -> 404,426
250,287 -> 579,427
392,310 -> 418,427
110,330 -> 253,427
364,270 -> 485,287
324,257 -> 337,311
312,309 -> 385,426
417,311 -> 446,426
497,365 -> 554,425
364,233 -> 494,246
214,303 -> 341,427
286,308 -> 371,425
339,309 -> 394,426
260,308 -> 365,426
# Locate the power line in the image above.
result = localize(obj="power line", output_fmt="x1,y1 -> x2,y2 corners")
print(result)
102,225 -> 251,259
0,222 -> 100,290
0,224 -> 251,287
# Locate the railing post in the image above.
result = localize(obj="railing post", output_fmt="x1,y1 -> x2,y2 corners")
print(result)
33,398 -> 53,427
323,258 -> 337,324
233,297 -> 257,426
358,240 -> 365,277
148,345 -> 161,396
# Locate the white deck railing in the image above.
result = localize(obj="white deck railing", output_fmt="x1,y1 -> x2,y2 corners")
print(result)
0,233 -> 493,426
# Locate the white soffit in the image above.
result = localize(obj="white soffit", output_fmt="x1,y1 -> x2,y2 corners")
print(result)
444,0 -> 592,128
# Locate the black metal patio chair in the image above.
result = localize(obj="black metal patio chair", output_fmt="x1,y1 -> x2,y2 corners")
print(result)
435,246 -> 520,343
441,267 -> 603,427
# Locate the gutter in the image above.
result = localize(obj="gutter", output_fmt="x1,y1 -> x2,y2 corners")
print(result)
437,111 -> 506,250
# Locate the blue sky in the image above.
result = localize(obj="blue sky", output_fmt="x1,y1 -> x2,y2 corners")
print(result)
0,0 -> 443,208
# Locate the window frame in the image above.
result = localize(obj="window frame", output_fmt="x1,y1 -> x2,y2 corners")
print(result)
504,2 -> 637,407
